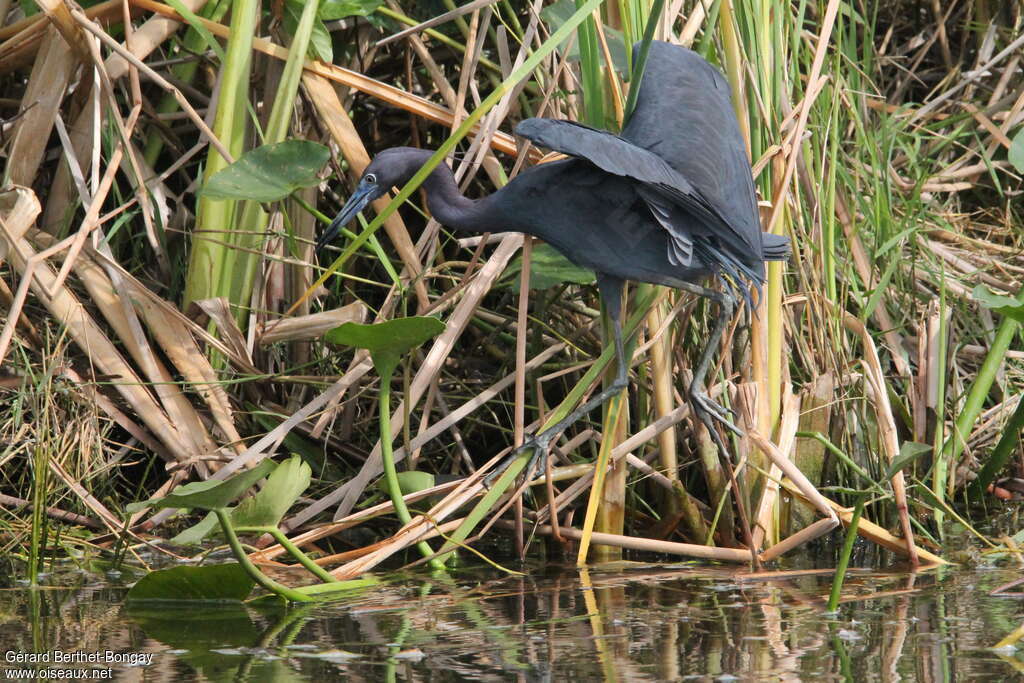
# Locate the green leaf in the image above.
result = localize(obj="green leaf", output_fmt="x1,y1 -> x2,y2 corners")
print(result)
125,563 -> 255,603
972,285 -> 1024,324
503,243 -> 596,290
233,455 -> 311,529
168,510 -> 222,545
284,0 -> 332,62
325,317 -> 445,377
1009,127 -> 1024,173
885,441 -> 932,481
319,0 -> 383,20
377,470 -> 436,496
164,0 -> 226,63
127,459 -> 277,513
201,141 -> 330,202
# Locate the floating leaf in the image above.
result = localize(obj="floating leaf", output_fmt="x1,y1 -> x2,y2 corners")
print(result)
201,140 -> 329,202
127,459 -> 276,513
1009,128 -> 1024,173
503,243 -> 596,290
125,563 -> 254,603
232,455 -> 311,529
972,285 -> 1024,324
325,317 -> 445,377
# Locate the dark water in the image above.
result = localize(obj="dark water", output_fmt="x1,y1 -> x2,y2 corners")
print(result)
0,559 -> 1021,681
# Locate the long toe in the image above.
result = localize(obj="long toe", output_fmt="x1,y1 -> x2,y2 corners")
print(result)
484,433 -> 554,487
691,390 -> 744,437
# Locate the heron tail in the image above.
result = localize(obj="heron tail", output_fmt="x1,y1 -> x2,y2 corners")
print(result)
761,233 -> 791,261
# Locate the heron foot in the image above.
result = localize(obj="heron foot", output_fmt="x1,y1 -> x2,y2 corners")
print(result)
484,432 -> 554,488
690,389 -> 743,437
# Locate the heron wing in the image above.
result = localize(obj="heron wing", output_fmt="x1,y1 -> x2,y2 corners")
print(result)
621,41 -> 763,260
636,186 -> 693,267
515,117 -> 730,263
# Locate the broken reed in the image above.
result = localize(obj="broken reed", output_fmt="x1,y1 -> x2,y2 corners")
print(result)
0,0 -> 1020,570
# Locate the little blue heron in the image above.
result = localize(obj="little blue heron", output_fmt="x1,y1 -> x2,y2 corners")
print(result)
318,41 -> 790,467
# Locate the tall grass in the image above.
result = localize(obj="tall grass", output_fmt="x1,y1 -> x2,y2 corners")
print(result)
0,0 -> 1021,571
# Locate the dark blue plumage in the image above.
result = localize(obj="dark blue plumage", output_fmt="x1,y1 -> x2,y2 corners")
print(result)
319,40 -> 790,463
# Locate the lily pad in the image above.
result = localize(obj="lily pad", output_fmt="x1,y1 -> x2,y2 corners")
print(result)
202,140 -> 330,202
125,563 -> 254,603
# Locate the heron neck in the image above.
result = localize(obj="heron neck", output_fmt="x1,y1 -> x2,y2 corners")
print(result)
422,163 -> 502,231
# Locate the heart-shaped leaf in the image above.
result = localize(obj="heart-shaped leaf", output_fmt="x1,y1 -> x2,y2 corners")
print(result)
125,563 -> 255,603
201,140 -> 330,202
127,459 -> 277,513
325,317 -> 445,377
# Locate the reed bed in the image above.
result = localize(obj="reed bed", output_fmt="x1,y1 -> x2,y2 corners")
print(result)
0,0 -> 1021,577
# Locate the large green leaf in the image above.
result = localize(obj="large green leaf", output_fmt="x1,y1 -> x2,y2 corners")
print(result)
201,140 -> 330,202
232,455 -> 311,529
502,243 -> 596,290
125,563 -> 255,603
127,459 -> 277,513
325,317 -> 446,376
972,285 -> 1024,324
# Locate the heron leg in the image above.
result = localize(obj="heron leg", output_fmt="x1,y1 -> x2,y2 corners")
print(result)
658,276 -> 743,441
488,275 -> 629,483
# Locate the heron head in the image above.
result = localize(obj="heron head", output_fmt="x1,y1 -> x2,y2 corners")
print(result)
318,147 -> 433,252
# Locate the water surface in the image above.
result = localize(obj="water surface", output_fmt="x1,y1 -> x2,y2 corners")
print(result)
1,558 -> 1021,681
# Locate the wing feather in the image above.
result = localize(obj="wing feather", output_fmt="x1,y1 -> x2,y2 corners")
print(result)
622,42 -> 764,260
515,118 -> 734,246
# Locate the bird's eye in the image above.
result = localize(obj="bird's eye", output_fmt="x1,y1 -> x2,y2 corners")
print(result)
365,173 -> 377,184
